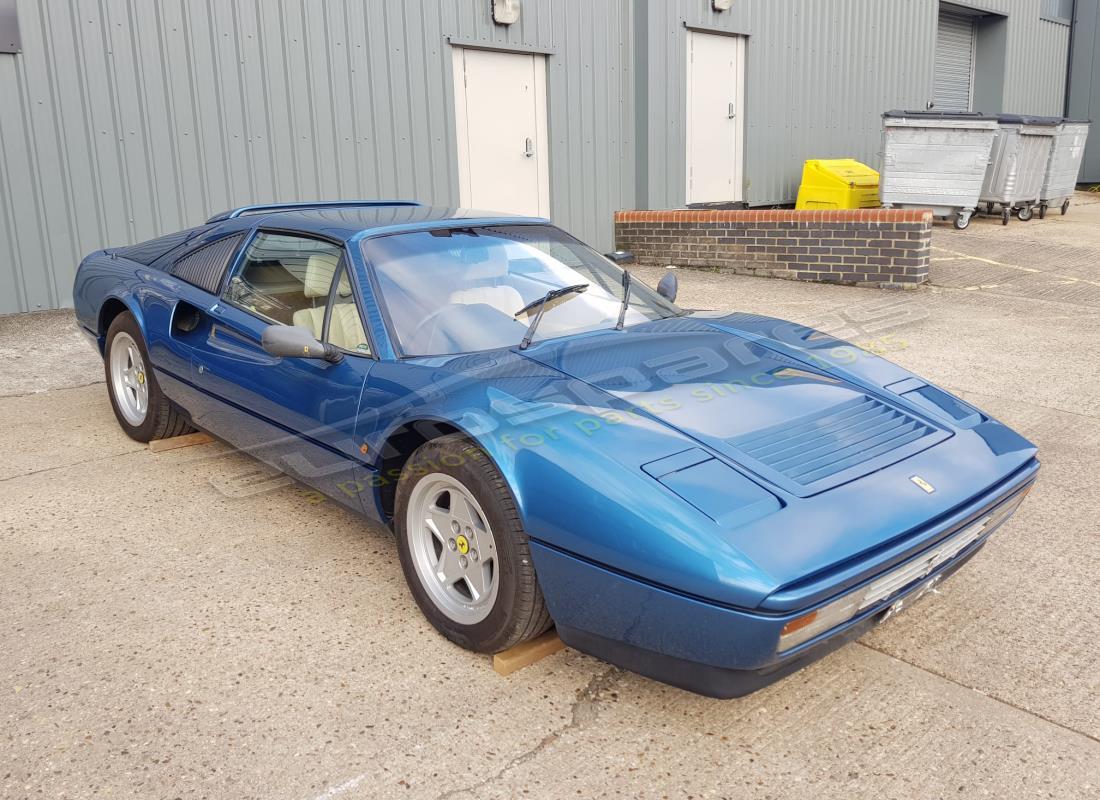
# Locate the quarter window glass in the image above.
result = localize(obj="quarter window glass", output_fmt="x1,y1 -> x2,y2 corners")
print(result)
223,233 -> 344,327
325,265 -> 372,355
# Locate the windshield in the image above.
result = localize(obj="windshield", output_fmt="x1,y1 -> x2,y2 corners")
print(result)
363,224 -> 681,356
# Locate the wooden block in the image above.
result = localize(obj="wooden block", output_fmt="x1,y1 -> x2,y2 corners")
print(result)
148,431 -> 214,453
492,630 -> 565,677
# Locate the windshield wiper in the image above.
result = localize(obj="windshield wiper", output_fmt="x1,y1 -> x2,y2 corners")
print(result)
515,283 -> 589,350
615,269 -> 631,330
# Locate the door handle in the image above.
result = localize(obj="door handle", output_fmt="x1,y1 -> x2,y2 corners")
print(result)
524,137 -> 535,158
728,102 -> 736,119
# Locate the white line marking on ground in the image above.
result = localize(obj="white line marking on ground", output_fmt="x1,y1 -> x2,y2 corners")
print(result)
931,246 -> 1100,287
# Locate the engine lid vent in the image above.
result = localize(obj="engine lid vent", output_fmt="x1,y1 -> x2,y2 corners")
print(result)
728,395 -> 949,496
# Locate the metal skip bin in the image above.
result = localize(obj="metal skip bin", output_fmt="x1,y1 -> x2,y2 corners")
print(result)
980,114 -> 1058,224
1039,120 -> 1091,218
879,110 -> 998,230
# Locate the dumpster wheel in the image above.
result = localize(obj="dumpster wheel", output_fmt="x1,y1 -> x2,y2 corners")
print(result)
1018,205 -> 1034,222
1039,204 -> 1047,220
953,212 -> 972,231
1002,208 -> 1010,225
1062,200 -> 1071,216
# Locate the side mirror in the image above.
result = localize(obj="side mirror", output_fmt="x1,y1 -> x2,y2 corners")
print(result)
261,325 -> 343,363
604,250 -> 635,265
656,271 -> 679,303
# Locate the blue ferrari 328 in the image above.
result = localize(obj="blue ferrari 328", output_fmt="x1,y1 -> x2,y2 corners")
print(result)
73,201 -> 1038,697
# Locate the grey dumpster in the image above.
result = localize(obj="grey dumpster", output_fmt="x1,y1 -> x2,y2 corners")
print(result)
980,114 -> 1059,224
1039,119 -> 1091,218
880,110 -> 998,230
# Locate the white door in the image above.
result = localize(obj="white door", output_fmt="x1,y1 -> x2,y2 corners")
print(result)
686,31 -> 745,204
452,47 -> 550,216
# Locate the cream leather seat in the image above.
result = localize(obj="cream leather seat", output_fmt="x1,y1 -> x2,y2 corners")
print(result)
446,246 -> 523,316
291,254 -> 369,351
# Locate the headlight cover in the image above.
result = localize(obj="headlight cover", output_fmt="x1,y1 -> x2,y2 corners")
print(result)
642,448 -> 782,527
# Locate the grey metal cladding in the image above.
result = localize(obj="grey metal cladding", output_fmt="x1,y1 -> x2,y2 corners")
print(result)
1041,0 -> 1074,24
1068,0 -> 1099,181
637,0 -> 1073,210
0,0 -> 633,314
0,0 -> 1075,314
0,0 -> 20,53
170,235 -> 244,295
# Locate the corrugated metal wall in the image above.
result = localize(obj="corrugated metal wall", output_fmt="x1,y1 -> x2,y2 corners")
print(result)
637,0 -> 1072,210
0,0 -> 1074,314
0,0 -> 633,314
1068,0 -> 1100,182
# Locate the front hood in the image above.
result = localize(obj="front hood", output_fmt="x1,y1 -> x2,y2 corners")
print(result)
521,317 -> 951,498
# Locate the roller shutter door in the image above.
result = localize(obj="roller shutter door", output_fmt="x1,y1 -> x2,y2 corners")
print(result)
933,10 -> 976,112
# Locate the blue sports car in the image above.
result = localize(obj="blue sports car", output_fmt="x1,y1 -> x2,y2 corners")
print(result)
73,201 -> 1038,697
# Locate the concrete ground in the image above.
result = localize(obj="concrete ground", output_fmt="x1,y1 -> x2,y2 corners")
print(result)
1,193 -> 1099,799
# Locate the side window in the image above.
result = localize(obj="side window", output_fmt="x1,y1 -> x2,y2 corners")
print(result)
223,232 -> 371,355
223,232 -> 343,329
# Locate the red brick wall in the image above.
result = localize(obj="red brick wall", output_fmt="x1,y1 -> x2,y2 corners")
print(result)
613,209 -> 933,288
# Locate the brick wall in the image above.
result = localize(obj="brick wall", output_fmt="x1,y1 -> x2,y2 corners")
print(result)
614,209 -> 933,288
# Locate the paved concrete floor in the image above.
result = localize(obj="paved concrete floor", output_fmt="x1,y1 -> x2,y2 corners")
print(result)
2,198 -> 1099,799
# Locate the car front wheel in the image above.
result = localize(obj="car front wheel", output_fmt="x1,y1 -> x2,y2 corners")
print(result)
395,434 -> 552,653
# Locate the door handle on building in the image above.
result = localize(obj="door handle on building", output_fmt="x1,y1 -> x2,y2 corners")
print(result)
525,137 -> 535,157
728,102 -> 736,119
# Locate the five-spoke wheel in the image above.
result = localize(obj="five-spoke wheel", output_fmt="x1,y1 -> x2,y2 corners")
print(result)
109,331 -> 149,427
103,311 -> 193,442
395,433 -> 552,652
407,473 -> 500,625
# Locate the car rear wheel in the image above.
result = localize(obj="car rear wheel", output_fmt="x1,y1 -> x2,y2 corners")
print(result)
395,434 -> 552,653
104,312 -> 193,442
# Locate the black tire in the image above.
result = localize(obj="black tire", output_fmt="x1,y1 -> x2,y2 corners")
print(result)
1002,208 -> 1010,225
1018,205 -> 1034,221
395,434 -> 552,653
1062,200 -> 1070,215
1039,204 -> 1047,219
953,213 -> 971,230
103,311 -> 193,443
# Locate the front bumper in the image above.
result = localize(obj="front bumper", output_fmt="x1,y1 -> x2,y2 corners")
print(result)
530,463 -> 1038,698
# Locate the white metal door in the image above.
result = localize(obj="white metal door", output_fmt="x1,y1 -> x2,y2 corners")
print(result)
933,10 -> 976,112
452,47 -> 549,217
686,31 -> 745,204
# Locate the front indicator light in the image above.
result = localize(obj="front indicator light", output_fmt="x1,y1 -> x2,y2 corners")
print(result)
778,594 -> 861,652
776,484 -> 1033,653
